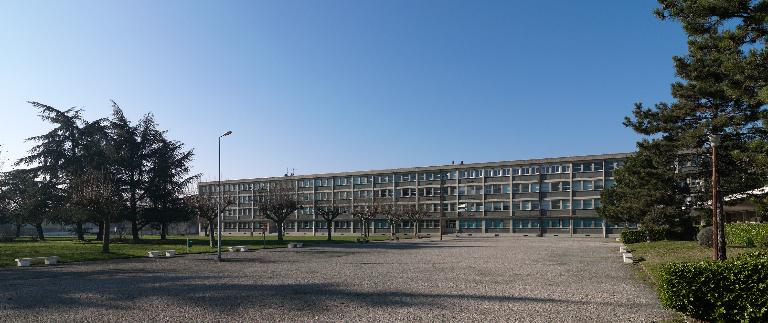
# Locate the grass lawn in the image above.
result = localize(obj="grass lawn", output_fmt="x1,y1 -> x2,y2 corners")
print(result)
0,234 -> 393,267
627,240 -> 758,284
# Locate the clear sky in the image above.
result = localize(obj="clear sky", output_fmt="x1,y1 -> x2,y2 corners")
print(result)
0,0 -> 686,180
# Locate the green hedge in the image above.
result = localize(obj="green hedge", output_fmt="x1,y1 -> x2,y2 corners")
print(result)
726,223 -> 768,248
658,252 -> 768,322
621,228 -> 667,244
621,230 -> 646,243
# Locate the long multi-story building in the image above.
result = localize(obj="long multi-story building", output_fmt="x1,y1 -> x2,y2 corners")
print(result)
198,153 -> 633,238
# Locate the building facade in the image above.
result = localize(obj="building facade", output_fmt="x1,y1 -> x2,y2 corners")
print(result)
198,153 -> 633,238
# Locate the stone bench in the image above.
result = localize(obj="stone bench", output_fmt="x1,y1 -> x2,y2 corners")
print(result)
148,250 -> 176,258
619,245 -> 627,253
287,242 -> 303,248
228,246 -> 249,252
15,256 -> 59,267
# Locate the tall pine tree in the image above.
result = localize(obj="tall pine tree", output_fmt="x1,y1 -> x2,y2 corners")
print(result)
608,1 -> 767,258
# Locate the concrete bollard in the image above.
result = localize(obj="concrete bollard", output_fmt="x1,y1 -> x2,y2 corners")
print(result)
45,256 -> 59,265
622,252 -> 634,263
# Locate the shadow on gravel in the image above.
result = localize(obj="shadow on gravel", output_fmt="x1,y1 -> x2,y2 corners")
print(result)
199,257 -> 298,264
0,269 -> 660,313
323,242 -> 488,251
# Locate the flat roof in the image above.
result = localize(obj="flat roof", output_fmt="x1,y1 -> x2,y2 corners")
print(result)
200,152 -> 633,185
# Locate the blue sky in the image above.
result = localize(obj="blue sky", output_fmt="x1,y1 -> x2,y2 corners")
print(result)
0,0 -> 686,180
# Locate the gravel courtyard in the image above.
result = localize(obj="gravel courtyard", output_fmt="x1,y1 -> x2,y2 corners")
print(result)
0,237 -> 672,322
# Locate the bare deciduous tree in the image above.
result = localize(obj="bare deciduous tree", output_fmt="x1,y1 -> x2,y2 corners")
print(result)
352,199 -> 390,239
70,170 -> 123,253
315,207 -> 344,241
186,186 -> 233,247
385,206 -> 405,239
255,180 -> 301,242
403,204 -> 431,238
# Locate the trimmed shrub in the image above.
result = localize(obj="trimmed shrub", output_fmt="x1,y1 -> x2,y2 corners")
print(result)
0,224 -> 14,242
726,223 -> 768,248
658,253 -> 768,322
621,230 -> 646,244
621,228 -> 668,244
760,235 -> 768,249
736,250 -> 768,260
697,226 -> 713,247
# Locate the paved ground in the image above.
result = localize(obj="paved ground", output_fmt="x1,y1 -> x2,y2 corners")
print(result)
0,237 -> 672,322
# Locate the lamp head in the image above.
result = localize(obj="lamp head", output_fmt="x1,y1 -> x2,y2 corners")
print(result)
222,131 -> 233,137
709,134 -> 721,146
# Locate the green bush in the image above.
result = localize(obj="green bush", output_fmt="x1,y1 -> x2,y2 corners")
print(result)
726,223 -> 768,248
621,230 -> 646,244
760,235 -> 768,249
621,228 -> 668,244
658,253 -> 768,322
697,226 -> 713,247
736,250 -> 768,260
645,227 -> 667,241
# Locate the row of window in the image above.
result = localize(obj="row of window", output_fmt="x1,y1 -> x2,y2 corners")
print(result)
458,218 -> 605,229
207,162 -> 625,193
221,218 -> 630,230
228,178 -> 614,200
262,198 -> 602,216
511,198 -> 601,211
282,219 -> 607,229
291,181 -> 610,201
274,161 -> 625,190
204,182 -> 273,193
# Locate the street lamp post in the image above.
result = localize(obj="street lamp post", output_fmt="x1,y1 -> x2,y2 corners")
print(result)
710,134 -> 726,261
217,130 -> 233,262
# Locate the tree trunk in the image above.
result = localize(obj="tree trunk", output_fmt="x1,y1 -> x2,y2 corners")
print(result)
130,192 -> 140,242
75,221 -> 85,241
716,201 -> 727,260
15,223 -> 21,238
96,222 -> 104,241
160,222 -> 168,240
35,223 -> 45,240
326,220 -> 333,241
208,221 -> 215,248
102,219 -> 110,253
276,221 -> 284,242
131,220 -> 140,242
413,220 -> 418,238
